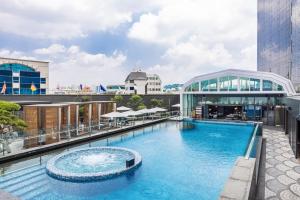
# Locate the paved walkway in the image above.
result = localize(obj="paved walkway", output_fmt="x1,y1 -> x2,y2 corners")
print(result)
264,127 -> 300,200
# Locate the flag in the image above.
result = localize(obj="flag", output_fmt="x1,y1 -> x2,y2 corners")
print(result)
79,84 -> 83,91
100,84 -> 106,92
31,82 -> 37,92
1,82 -> 6,94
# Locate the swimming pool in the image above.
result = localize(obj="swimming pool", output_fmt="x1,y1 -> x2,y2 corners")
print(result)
0,120 -> 255,200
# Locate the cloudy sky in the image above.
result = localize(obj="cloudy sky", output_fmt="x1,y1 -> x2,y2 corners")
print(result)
0,0 -> 257,88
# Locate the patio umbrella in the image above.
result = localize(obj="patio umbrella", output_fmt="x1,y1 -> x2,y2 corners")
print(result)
138,108 -> 155,114
172,104 -> 181,108
101,111 -> 127,118
116,106 -> 132,112
122,110 -> 143,117
150,107 -> 167,112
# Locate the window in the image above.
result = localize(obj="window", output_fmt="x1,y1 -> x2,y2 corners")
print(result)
208,78 -> 217,91
201,80 -> 209,91
130,87 -> 134,90
273,83 -> 283,91
263,80 -> 272,91
13,88 -> 19,95
249,78 -> 260,91
191,82 -> 199,92
41,78 -> 46,84
130,80 -> 134,83
240,77 -> 250,91
41,89 -> 46,94
219,76 -> 229,91
228,76 -> 238,91
13,77 -> 19,83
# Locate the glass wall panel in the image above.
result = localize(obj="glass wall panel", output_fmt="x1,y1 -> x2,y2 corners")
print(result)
263,80 -> 273,91
201,80 -> 209,91
228,76 -> 238,91
191,82 -> 199,92
219,76 -> 229,91
240,77 -> 250,91
250,78 -> 260,91
255,97 -> 268,105
228,97 -> 242,105
208,78 -> 217,91
273,83 -> 284,91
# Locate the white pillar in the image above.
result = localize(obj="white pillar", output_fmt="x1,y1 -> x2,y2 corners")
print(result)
113,102 -> 117,112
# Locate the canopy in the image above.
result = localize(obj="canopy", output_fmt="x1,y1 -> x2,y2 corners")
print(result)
122,110 -> 143,116
149,107 -> 167,112
116,106 -> 131,111
172,104 -> 181,108
101,111 -> 127,118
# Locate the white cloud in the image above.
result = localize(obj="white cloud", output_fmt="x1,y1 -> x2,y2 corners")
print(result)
34,44 -> 66,55
0,0 -> 257,86
0,45 -> 128,89
128,0 -> 257,83
0,0 -> 162,39
41,45 -> 127,88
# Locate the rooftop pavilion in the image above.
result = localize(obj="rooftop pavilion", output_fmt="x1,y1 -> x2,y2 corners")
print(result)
180,69 -> 296,125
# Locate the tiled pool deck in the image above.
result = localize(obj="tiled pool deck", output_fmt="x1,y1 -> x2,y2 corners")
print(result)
264,127 -> 300,200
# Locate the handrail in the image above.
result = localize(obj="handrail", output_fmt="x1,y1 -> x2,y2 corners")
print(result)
245,123 -> 259,159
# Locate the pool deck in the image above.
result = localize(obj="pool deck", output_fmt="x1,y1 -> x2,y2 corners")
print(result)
263,126 -> 300,200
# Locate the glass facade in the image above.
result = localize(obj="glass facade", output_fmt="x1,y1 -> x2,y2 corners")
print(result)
184,76 -> 283,93
0,63 -> 46,95
258,0 -> 300,92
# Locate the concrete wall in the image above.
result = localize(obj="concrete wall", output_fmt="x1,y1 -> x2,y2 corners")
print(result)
0,94 -> 180,110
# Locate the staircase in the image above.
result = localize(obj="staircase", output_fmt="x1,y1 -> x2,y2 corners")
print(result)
0,164 -> 49,200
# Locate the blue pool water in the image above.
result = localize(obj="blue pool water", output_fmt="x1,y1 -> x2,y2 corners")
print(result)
0,121 -> 254,200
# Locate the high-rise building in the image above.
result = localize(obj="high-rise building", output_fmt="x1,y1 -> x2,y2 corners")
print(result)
0,57 -> 49,95
257,0 -> 300,92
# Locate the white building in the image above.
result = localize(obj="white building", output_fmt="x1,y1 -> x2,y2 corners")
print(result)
125,70 -> 162,94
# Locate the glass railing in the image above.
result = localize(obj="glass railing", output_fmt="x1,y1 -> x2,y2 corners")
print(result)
0,111 -> 180,158
244,122 -> 262,159
0,120 -> 170,175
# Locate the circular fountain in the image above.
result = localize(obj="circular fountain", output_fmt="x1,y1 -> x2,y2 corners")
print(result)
46,147 -> 142,182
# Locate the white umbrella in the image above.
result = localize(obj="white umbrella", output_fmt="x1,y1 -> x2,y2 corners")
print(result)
122,110 -> 143,117
101,111 -> 127,118
150,107 -> 167,112
172,104 -> 181,108
138,108 -> 155,114
117,106 -> 131,112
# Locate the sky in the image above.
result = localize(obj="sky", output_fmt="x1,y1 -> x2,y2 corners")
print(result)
0,0 -> 257,89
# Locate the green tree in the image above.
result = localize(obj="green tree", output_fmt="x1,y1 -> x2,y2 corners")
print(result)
111,95 -> 124,106
127,95 -> 145,111
0,101 -> 26,135
137,104 -> 146,110
150,98 -> 164,108
81,96 -> 91,102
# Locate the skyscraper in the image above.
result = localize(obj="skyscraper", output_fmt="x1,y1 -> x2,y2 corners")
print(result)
258,0 -> 300,92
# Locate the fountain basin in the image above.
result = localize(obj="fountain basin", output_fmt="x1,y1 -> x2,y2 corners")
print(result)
46,147 -> 142,182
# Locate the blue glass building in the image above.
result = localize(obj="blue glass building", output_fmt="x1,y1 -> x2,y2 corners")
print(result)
258,0 -> 300,92
0,58 -> 48,95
